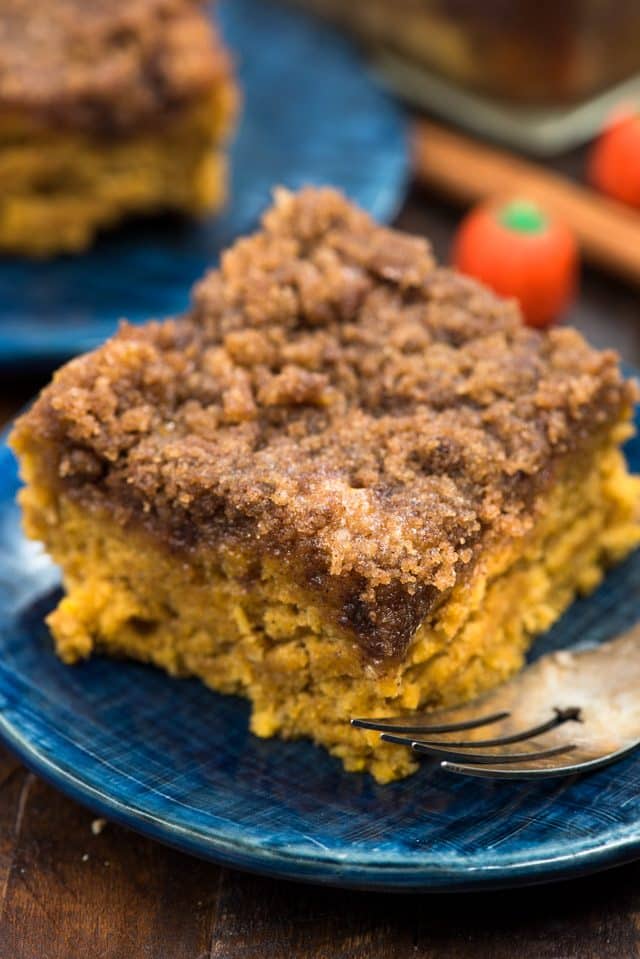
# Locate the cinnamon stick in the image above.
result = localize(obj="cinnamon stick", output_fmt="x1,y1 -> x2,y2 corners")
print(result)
412,120 -> 640,287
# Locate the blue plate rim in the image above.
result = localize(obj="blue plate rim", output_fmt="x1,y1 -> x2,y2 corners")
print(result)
3,701 -> 640,893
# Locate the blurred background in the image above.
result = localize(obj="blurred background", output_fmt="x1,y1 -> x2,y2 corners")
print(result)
289,0 -> 640,153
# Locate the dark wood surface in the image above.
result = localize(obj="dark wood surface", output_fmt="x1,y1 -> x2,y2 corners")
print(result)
2,184 -> 640,959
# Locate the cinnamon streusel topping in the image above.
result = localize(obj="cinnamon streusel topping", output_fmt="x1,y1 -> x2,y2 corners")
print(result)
0,0 -> 231,134
16,188 -> 636,660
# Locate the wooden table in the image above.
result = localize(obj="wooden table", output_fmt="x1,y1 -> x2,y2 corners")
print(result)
2,185 -> 640,959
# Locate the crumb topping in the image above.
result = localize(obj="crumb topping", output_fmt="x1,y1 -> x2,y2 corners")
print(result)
15,188 -> 636,659
0,0 -> 231,133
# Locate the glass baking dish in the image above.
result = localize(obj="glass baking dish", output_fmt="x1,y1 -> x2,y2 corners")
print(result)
292,0 -> 640,104
289,0 -> 640,153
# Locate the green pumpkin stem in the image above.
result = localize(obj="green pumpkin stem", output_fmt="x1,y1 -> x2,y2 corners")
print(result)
498,200 -> 548,234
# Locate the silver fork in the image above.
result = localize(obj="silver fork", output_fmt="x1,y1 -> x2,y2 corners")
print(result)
352,624 -> 640,780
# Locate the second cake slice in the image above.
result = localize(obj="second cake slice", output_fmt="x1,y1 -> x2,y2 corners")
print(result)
0,0 -> 237,255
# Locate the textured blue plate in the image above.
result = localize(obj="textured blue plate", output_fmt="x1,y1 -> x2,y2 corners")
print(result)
0,0 -> 408,365
2,407 -> 640,893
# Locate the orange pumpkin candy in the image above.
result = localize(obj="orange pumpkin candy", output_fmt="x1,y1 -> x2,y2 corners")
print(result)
588,111 -> 640,208
452,199 -> 578,328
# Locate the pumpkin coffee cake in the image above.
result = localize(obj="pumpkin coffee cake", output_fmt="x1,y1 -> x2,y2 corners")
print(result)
0,0 -> 236,256
11,188 -> 640,782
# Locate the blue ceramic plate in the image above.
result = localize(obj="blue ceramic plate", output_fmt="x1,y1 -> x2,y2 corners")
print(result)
0,0 -> 408,365
2,404 -> 640,893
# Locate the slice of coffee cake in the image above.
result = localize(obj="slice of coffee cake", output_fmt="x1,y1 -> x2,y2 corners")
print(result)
11,188 -> 640,781
0,0 -> 236,255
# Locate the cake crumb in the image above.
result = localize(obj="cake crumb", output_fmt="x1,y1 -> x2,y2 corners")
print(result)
91,817 -> 107,835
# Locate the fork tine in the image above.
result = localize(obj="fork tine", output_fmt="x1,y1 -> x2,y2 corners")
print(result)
441,740 -> 640,780
380,734 -> 576,765
378,709 -> 580,750
350,709 -> 510,734
439,759 -> 578,780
